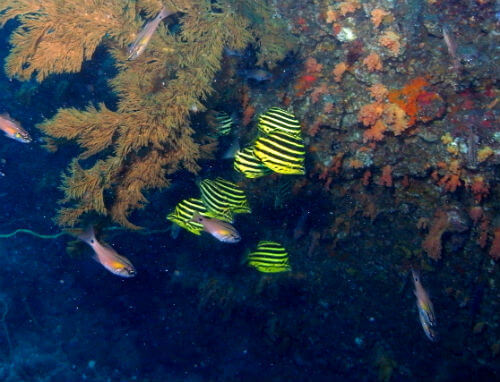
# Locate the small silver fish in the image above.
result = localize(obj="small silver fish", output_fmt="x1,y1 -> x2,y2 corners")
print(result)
191,214 -> 241,243
0,114 -> 31,143
127,7 -> 172,60
442,26 -> 461,72
78,226 -> 137,278
411,269 -> 437,341
237,69 -> 273,82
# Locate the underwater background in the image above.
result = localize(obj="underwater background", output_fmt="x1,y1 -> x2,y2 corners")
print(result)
0,0 -> 499,381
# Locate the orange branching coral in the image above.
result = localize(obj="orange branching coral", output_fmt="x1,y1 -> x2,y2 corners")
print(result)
305,57 -> 323,75
363,120 -> 387,142
437,160 -> 462,192
325,7 -> 338,23
318,153 -> 344,190
349,159 -> 364,169
1,1 -> 293,228
362,170 -> 371,186
333,62 -> 348,82
439,175 -> 462,193
240,85 -> 255,126
358,102 -> 385,127
369,83 -> 388,103
382,103 -> 408,135
242,105 -> 256,126
310,83 -> 329,103
422,209 -> 449,260
378,165 -> 393,187
371,9 -> 390,28
339,1 -> 361,16
378,30 -> 401,56
478,218 -> 490,248
363,53 -> 383,72
490,228 -> 500,261
469,176 -> 489,203
469,206 -> 484,224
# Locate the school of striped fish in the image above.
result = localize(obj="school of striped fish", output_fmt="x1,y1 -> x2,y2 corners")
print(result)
234,107 -> 306,177
0,91 -> 436,339
166,106 -> 308,274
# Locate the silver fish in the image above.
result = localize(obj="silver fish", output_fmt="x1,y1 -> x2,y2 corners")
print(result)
127,7 -> 172,60
191,214 -> 241,243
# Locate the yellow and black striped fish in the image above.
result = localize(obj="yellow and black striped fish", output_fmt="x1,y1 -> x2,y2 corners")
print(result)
253,131 -> 306,175
247,241 -> 291,273
166,198 -> 208,235
213,111 -> 234,136
233,146 -> 273,178
257,107 -> 302,137
200,178 -> 251,218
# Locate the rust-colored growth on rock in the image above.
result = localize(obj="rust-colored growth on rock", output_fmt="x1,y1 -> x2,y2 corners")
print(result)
437,160 -> 462,192
468,206 -> 484,224
490,228 -> 500,261
378,165 -> 393,187
362,170 -> 371,186
304,57 -> 323,75
349,159 -> 364,169
242,105 -> 255,127
388,77 -> 431,126
310,83 -> 329,103
333,62 -> 348,82
294,75 -> 317,97
469,176 -> 489,203
422,209 -> 449,260
478,218 -> 490,248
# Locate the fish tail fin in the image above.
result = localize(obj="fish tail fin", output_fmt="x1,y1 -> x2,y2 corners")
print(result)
77,226 -> 96,245
410,267 -> 419,282
158,6 -> 172,20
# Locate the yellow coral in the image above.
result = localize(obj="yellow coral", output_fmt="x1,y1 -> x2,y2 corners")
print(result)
440,132 -> 453,145
477,146 -> 493,162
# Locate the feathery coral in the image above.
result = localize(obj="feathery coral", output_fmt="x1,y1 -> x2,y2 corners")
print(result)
0,0 -> 131,81
0,0 -> 292,228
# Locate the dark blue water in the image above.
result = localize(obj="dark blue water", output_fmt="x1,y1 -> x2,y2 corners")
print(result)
0,2 -> 499,381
